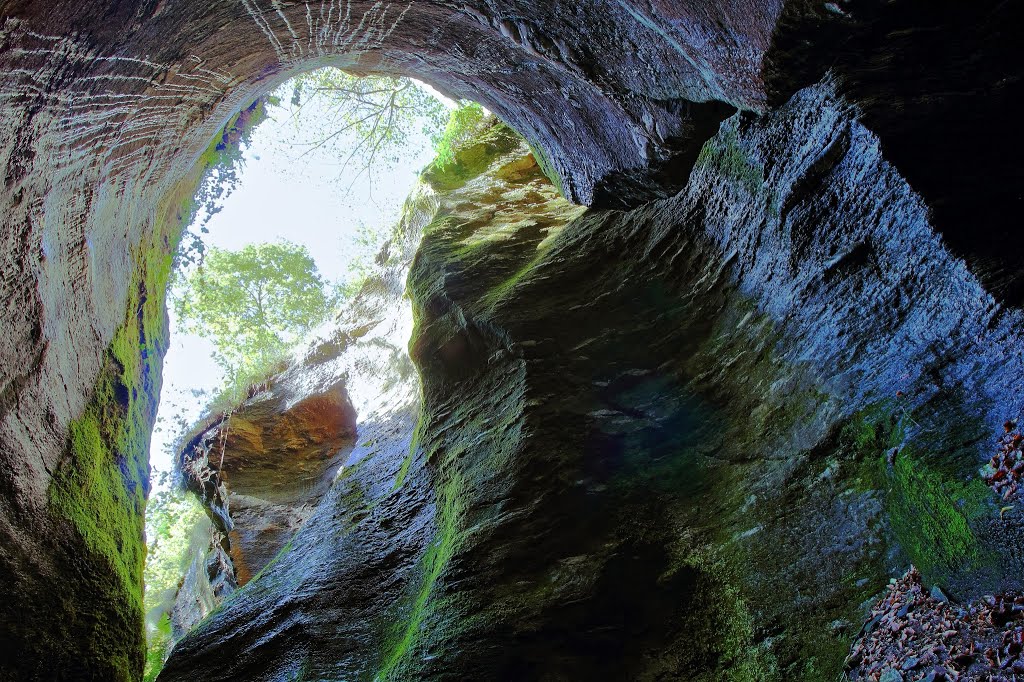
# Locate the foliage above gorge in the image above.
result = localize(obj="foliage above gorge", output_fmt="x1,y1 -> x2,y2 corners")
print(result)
282,68 -> 449,181
174,241 -> 334,395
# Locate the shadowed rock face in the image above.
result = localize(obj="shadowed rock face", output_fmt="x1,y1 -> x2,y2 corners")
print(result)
0,0 -> 1022,680
763,0 -> 1024,303
159,104 -> 1024,679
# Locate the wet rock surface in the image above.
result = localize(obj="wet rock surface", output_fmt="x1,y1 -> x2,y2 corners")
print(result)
170,516 -> 236,640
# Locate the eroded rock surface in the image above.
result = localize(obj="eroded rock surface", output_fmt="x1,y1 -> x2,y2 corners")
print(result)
161,92 -> 1024,680
179,368 -> 357,584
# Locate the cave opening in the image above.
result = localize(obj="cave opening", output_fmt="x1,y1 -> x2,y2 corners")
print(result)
141,67 -> 476,679
4,2 -> 1023,680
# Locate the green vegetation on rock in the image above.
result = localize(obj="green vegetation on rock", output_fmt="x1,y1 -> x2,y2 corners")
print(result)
377,467 -> 465,680
839,399 -> 907,487
840,400 -> 996,584
422,116 -> 522,192
46,180 -> 176,681
696,118 -> 764,193
885,447 -> 992,581
433,102 -> 487,169
43,100 -> 267,681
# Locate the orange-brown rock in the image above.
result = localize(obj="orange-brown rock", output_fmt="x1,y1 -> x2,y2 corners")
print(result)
180,371 -> 357,584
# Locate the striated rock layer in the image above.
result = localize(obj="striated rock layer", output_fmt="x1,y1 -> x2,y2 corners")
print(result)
179,367 -> 357,585
0,0 -> 1021,679
162,95 -> 1024,679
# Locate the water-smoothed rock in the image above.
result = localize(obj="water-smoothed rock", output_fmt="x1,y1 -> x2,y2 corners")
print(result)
170,514 -> 236,640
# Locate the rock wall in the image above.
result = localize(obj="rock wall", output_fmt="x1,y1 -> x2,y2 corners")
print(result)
0,0 -> 1022,680
0,2 -> 786,666
161,94 -> 1024,679
170,514 -> 235,641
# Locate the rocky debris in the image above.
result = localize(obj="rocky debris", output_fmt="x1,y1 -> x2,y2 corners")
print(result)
985,423 -> 1024,505
847,568 -> 1024,681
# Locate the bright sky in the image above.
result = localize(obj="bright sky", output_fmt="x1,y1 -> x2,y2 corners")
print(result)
149,74 -> 445,480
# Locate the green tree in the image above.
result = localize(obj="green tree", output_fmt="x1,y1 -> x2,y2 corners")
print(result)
174,241 -> 332,390
278,68 -> 449,181
142,480 -> 205,681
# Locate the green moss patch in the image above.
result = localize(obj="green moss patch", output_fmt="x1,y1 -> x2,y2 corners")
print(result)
661,544 -> 780,681
884,446 -> 993,582
838,400 -> 906,488
696,119 -> 765,193
377,465 -> 465,680
422,120 -> 523,192
838,400 -> 997,584
45,230 -> 172,680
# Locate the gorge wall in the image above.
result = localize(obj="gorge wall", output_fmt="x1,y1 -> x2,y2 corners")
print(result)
0,0 -> 1021,680
162,105 -> 1024,680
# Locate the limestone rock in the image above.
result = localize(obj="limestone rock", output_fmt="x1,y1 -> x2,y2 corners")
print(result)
178,368 -> 358,584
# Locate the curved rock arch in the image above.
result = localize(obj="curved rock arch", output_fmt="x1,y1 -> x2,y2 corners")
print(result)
0,0 -> 1022,679
0,0 -> 790,497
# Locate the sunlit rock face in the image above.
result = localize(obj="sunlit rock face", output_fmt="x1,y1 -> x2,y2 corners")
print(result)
170,514 -> 235,642
0,0 -> 1022,679
178,372 -> 358,585
0,3 -> 782,676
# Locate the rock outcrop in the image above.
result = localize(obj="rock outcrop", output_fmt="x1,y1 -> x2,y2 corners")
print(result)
0,1 -> 1022,680
161,99 -> 1024,679
166,169 -> 430,642
169,514 -> 235,641
179,367 -> 357,585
